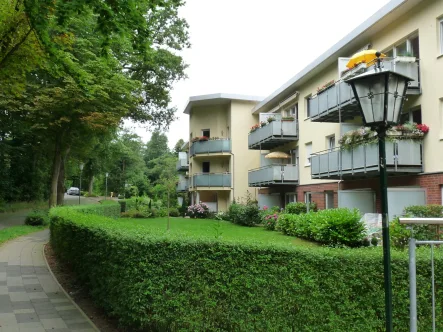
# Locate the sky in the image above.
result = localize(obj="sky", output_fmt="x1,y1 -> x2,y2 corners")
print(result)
125,0 -> 392,149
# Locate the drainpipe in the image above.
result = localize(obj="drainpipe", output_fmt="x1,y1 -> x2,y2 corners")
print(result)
231,152 -> 235,202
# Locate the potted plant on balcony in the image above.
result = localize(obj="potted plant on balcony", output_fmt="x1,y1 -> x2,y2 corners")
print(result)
266,116 -> 276,124
316,79 -> 335,94
250,124 -> 260,133
395,52 -> 416,63
281,116 -> 295,121
260,121 -> 267,127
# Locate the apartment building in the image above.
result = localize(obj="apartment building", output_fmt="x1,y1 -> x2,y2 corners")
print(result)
179,0 -> 443,216
177,94 -> 262,211
250,0 -> 443,219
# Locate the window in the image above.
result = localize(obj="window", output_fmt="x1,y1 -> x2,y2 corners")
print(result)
202,162 -> 210,173
325,191 -> 334,209
304,192 -> 312,204
305,143 -> 312,166
290,149 -> 298,165
202,129 -> 210,138
285,193 -> 297,205
400,108 -> 422,124
305,95 -> 312,118
384,34 -> 419,58
286,104 -> 298,120
440,18 -> 443,55
327,135 -> 335,152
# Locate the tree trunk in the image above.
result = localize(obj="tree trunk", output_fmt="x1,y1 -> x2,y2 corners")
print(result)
56,147 -> 70,206
49,135 -> 62,208
88,176 -> 94,195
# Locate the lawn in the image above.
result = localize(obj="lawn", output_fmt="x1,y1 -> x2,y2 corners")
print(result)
0,225 -> 46,246
119,217 -> 315,247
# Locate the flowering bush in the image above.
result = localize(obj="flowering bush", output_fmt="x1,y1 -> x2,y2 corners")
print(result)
339,122 -> 429,151
260,205 -> 281,230
249,124 -> 261,133
187,202 -> 210,218
191,136 -> 209,143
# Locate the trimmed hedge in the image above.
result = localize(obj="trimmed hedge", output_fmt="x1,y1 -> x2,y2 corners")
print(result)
75,203 -> 120,218
118,199 -> 136,213
49,206 -> 443,331
277,208 -> 366,247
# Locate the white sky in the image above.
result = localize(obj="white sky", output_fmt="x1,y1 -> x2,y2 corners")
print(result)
126,0 -> 391,148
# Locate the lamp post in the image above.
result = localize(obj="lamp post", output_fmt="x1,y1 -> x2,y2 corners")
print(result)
79,163 -> 84,205
105,172 -> 109,200
346,52 -> 412,332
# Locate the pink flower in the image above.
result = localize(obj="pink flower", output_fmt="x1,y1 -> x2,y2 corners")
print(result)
263,206 -> 268,211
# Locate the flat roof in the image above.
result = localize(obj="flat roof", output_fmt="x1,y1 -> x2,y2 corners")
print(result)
183,93 -> 263,114
252,0 -> 422,114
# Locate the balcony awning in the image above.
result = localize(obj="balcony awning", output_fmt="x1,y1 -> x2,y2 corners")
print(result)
265,151 -> 290,159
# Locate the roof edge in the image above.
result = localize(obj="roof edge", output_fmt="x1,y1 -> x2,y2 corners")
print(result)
183,93 -> 264,114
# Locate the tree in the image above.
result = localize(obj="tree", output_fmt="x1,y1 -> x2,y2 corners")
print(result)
173,138 -> 186,155
144,130 -> 169,163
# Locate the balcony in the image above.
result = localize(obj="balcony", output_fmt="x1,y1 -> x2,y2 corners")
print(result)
311,140 -> 423,180
192,173 -> 231,188
309,58 -> 421,123
190,139 -> 231,156
176,158 -> 189,171
176,179 -> 189,192
248,120 -> 298,150
249,164 -> 299,187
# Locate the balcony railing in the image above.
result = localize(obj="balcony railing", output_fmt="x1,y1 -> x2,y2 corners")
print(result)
192,173 -> 231,188
311,140 -> 423,180
190,139 -> 231,156
308,58 -> 421,123
248,164 -> 299,187
176,158 -> 189,171
248,120 -> 298,150
176,179 -> 189,192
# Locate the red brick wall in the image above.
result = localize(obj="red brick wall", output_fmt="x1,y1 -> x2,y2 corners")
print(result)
296,173 -> 443,211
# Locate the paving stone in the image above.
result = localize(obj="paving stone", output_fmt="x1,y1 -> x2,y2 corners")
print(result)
17,322 -> 45,332
38,312 -> 62,319
15,312 -> 39,323
22,278 -> 39,285
0,271 -> 6,281
0,294 -> 13,313
40,318 -> 67,329
12,308 -> 35,314
0,279 -> 7,285
9,291 -> 29,302
66,322 -> 94,330
24,284 -> 44,293
11,301 -> 34,309
0,313 -> 17,326
7,286 -> 25,292
6,277 -> 22,287
29,292 -> 48,300
31,298 -> 50,303
0,285 -> 8,295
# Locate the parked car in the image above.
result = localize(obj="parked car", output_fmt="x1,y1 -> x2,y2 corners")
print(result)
67,187 -> 80,195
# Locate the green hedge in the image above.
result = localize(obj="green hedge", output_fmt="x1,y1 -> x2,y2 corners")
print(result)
49,206 -> 443,331
277,208 -> 366,247
75,203 -> 120,218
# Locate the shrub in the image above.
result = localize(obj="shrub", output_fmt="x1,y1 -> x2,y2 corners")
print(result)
228,203 -> 261,226
25,210 -> 49,226
168,208 -> 180,217
187,202 -> 210,219
76,203 -> 120,218
285,202 -> 317,214
118,198 -> 137,213
49,207 -> 443,331
263,213 -> 279,230
277,208 -> 366,247
390,204 -> 443,249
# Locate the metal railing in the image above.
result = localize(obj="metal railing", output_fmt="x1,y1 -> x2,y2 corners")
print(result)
248,164 -> 299,186
192,173 -> 231,188
311,140 -> 423,178
399,218 -> 443,332
308,58 -> 421,120
190,139 -> 231,155
176,158 -> 189,171
248,120 -> 298,149
176,179 -> 189,192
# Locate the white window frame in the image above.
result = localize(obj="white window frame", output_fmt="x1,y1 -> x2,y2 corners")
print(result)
285,192 -> 297,205
201,129 -> 210,137
440,18 -> 443,55
304,192 -> 312,204
325,191 -> 334,209
305,142 -> 312,166
327,135 -> 335,152
384,33 -> 419,58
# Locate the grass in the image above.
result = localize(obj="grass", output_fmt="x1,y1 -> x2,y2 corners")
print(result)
0,225 -> 47,246
119,217 -> 316,247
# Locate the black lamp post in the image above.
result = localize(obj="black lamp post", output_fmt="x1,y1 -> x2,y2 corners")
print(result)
79,163 -> 84,205
346,52 -> 412,332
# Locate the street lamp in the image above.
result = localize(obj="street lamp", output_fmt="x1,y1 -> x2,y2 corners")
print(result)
79,163 -> 84,205
105,172 -> 109,200
346,52 -> 412,332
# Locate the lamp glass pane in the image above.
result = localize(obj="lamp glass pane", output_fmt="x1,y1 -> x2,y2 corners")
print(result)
354,75 -> 385,124
387,73 -> 406,124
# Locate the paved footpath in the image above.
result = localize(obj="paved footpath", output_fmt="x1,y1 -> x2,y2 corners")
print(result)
0,230 -> 98,332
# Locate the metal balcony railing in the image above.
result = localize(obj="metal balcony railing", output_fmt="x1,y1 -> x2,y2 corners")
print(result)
311,140 -> 423,180
308,58 -> 421,123
248,164 -> 299,187
176,158 -> 189,171
248,120 -> 299,150
192,173 -> 231,188
190,139 -> 231,156
176,179 -> 189,192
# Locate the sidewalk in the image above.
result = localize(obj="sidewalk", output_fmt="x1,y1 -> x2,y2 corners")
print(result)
0,230 -> 98,332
